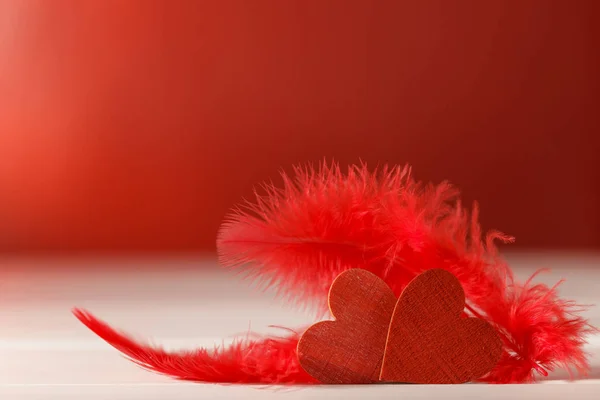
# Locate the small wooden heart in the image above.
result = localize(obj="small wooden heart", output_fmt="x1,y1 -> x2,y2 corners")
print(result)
296,269 -> 397,384
380,269 -> 503,384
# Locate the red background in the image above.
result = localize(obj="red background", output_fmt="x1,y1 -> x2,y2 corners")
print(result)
0,0 -> 598,254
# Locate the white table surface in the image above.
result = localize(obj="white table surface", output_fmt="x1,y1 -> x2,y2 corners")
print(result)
1,252 -> 599,399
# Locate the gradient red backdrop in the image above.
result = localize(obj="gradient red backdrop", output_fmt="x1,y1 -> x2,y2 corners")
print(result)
0,0 -> 598,253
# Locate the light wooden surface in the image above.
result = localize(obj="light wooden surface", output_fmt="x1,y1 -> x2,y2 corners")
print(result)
1,252 -> 599,399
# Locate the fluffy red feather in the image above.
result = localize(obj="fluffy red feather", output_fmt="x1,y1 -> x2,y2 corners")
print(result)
74,161 -> 594,384
218,161 -> 594,383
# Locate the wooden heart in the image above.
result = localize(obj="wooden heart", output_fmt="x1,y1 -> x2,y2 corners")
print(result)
297,269 -> 397,384
380,269 -> 503,384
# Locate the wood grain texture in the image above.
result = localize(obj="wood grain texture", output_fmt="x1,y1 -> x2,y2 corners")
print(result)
380,269 -> 503,384
297,269 -> 397,384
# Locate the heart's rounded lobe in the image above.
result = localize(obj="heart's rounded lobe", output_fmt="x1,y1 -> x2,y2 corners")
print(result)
297,269 -> 397,384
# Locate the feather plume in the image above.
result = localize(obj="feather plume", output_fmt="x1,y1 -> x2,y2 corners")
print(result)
72,309 -> 316,384
217,160 -> 594,383
74,160 -> 594,384
217,161 -> 417,311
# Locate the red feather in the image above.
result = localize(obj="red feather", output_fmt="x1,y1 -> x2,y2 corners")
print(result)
217,161 -> 419,312
74,160 -> 594,384
217,161 -> 594,383
72,309 -> 316,384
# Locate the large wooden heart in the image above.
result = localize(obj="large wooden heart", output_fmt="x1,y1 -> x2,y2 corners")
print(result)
380,269 -> 503,384
296,269 -> 397,384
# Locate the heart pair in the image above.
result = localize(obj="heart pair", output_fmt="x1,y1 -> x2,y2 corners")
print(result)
296,269 -> 503,384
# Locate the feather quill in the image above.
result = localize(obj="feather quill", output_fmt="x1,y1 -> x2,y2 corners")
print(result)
74,160 -> 594,384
